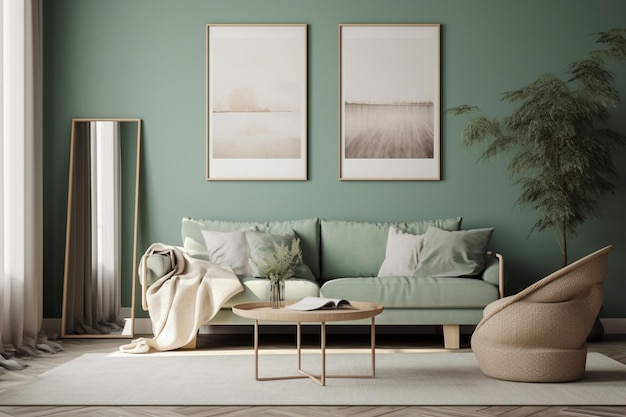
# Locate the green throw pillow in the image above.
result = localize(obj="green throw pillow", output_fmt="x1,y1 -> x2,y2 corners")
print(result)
414,226 -> 494,277
245,230 -> 316,280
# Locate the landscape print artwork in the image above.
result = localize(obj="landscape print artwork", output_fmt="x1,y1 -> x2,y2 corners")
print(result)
206,24 -> 307,180
340,24 -> 440,180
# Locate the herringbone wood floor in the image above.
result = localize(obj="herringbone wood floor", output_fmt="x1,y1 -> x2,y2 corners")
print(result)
1,332 -> 625,417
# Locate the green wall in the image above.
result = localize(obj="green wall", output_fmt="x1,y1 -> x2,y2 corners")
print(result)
43,0 -> 626,319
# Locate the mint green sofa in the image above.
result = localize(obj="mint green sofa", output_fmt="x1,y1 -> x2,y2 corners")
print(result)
143,217 -> 503,349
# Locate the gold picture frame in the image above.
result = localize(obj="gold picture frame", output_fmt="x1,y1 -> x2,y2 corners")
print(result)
339,24 -> 441,180
206,24 -> 308,180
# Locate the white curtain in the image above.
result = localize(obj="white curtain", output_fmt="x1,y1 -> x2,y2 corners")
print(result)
64,121 -> 123,335
0,0 -> 43,352
91,121 -> 122,330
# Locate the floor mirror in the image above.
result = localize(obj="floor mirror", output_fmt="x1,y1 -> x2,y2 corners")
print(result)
62,118 -> 141,338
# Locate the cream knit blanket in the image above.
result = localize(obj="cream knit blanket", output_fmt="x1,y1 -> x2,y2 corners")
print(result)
120,243 -> 243,353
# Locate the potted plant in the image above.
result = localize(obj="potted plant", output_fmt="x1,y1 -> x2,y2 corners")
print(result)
448,28 -> 626,340
250,239 -> 302,308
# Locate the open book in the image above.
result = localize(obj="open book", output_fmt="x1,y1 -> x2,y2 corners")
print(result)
286,296 -> 353,311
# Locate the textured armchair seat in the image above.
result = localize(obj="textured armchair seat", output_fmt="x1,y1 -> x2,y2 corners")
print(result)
471,245 -> 614,382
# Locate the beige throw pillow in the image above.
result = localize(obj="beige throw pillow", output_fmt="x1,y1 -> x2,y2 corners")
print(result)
377,226 -> 424,277
201,229 -> 252,276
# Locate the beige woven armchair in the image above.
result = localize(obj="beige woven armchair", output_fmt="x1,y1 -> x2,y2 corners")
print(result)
471,245 -> 614,382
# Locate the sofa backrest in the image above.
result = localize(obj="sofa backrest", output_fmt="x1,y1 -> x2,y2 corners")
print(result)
319,218 -> 462,280
181,217 -> 321,279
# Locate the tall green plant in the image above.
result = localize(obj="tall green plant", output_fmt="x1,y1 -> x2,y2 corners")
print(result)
449,28 -> 626,266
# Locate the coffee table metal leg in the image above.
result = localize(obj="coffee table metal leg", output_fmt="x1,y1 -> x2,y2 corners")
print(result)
255,317 -> 376,385
297,321 -> 326,386
371,317 -> 375,377
297,321 -> 301,370
254,319 -> 259,381
321,321 -> 326,385
256,319 -> 307,382
323,317 -> 376,379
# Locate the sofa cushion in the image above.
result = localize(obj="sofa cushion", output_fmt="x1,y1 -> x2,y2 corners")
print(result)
320,218 -> 462,280
246,230 -> 315,280
223,277 -> 320,307
414,226 -> 494,277
320,276 -> 499,308
201,229 -> 252,276
377,226 -> 424,277
182,217 -> 320,279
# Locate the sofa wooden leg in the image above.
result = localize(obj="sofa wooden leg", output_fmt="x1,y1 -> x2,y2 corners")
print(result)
443,325 -> 460,349
180,334 -> 198,350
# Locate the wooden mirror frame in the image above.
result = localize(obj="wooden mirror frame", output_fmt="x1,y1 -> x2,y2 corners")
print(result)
61,118 -> 141,338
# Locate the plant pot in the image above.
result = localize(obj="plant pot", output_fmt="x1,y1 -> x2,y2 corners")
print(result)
269,280 -> 285,309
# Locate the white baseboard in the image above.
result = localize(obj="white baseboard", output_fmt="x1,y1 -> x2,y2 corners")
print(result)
42,317 -> 626,338
134,318 -> 152,335
41,318 -> 155,337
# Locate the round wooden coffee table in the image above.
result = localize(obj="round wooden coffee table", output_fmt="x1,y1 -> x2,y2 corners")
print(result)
232,300 -> 383,386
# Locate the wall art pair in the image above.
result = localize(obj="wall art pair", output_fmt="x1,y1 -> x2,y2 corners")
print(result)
205,23 -> 440,181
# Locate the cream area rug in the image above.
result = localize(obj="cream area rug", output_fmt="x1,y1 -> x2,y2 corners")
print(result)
1,350 -> 625,406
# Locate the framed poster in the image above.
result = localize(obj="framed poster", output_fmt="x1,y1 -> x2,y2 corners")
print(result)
206,24 -> 307,180
339,24 -> 441,180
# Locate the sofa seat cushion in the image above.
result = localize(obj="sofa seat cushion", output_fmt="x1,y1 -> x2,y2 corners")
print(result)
223,277 -> 320,307
319,276 -> 499,308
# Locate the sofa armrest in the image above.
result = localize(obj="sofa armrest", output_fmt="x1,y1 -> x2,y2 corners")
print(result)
138,253 -> 173,311
482,252 -> 505,298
